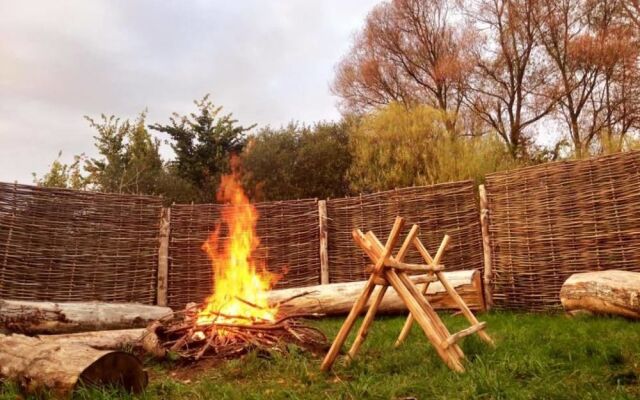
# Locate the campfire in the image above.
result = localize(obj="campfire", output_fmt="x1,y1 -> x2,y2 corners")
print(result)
144,167 -> 327,361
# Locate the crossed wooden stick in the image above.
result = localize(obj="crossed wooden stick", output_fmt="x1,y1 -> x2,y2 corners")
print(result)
320,217 -> 494,372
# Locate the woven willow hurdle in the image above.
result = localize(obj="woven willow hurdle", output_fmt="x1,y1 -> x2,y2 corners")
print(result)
326,182 -> 483,283
167,199 -> 321,309
485,150 -> 640,310
0,182 -> 162,304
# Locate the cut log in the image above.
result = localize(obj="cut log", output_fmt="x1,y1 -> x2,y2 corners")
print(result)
560,270 -> 640,319
37,328 -> 147,350
269,269 -> 485,315
0,333 -> 147,398
0,300 -> 172,335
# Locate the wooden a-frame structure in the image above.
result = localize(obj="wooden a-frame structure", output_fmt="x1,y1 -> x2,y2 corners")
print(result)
320,217 -> 494,372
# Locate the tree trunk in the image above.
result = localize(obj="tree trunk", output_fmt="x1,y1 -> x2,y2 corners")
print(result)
36,328 -> 147,350
560,270 -> 640,319
0,333 -> 147,399
269,269 -> 485,315
0,300 -> 172,335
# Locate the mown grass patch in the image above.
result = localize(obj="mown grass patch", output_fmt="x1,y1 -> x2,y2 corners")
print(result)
2,312 -> 639,399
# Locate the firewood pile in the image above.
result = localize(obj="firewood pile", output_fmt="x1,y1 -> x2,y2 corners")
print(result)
142,300 -> 328,361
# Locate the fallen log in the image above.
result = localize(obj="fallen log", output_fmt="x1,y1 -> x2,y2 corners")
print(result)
36,328 -> 147,350
0,300 -> 172,335
0,333 -> 147,398
269,269 -> 485,315
560,270 -> 640,319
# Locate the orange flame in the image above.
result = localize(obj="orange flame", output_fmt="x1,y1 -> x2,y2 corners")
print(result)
197,169 -> 278,327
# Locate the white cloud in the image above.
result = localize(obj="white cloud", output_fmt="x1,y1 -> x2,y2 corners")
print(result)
0,0 -> 377,183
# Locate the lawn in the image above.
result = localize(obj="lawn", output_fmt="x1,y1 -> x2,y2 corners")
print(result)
2,312 -> 639,399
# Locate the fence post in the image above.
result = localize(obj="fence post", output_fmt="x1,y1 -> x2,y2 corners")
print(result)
318,200 -> 330,285
157,207 -> 171,306
478,185 -> 493,310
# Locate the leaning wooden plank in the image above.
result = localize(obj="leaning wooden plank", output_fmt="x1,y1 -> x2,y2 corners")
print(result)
0,333 -> 147,399
269,270 -> 482,316
560,270 -> 640,319
0,300 -> 172,334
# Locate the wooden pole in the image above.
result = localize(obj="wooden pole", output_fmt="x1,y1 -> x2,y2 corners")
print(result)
346,225 -> 419,362
365,234 -> 464,364
385,269 -> 464,372
320,218 -> 404,372
157,207 -> 170,306
395,235 -> 450,347
478,184 -> 493,310
318,200 -> 330,285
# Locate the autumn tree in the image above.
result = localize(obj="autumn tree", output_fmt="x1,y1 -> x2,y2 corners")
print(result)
466,0 -> 557,158
333,0 -> 474,133
621,0 -> 640,28
538,0 -> 640,157
149,95 -> 254,201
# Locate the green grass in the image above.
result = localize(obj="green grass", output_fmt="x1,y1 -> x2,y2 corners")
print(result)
2,312 -> 639,399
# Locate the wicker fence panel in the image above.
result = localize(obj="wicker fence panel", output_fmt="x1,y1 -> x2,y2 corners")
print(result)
168,199 -> 320,309
485,151 -> 640,311
326,181 -> 483,283
0,182 -> 163,304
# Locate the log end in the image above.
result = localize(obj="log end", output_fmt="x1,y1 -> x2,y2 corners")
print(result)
560,269 -> 640,319
78,351 -> 148,394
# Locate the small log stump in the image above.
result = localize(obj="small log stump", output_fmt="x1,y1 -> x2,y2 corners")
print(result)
0,334 -> 147,398
560,270 -> 640,319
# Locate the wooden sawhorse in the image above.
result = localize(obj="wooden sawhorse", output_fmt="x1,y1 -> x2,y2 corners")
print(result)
320,217 -> 494,372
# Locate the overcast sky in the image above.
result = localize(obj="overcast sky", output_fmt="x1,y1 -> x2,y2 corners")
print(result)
0,0 -> 379,184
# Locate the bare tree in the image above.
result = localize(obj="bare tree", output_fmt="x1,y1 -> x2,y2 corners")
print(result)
332,0 -> 475,134
538,0 -> 640,156
466,0 -> 557,158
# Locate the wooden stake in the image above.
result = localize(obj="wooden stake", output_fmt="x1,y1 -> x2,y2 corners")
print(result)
395,235 -> 450,347
479,184 -> 493,310
157,207 -> 170,307
318,200 -> 330,285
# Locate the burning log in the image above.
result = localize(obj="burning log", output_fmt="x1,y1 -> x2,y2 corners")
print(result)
268,269 -> 485,315
140,169 -> 326,362
0,333 -> 147,398
560,270 -> 640,319
0,299 -> 172,335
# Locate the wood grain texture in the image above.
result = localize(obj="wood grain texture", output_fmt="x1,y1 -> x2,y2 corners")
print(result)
0,333 -> 147,398
0,300 -> 171,334
270,270 -> 483,315
560,270 -> 640,319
